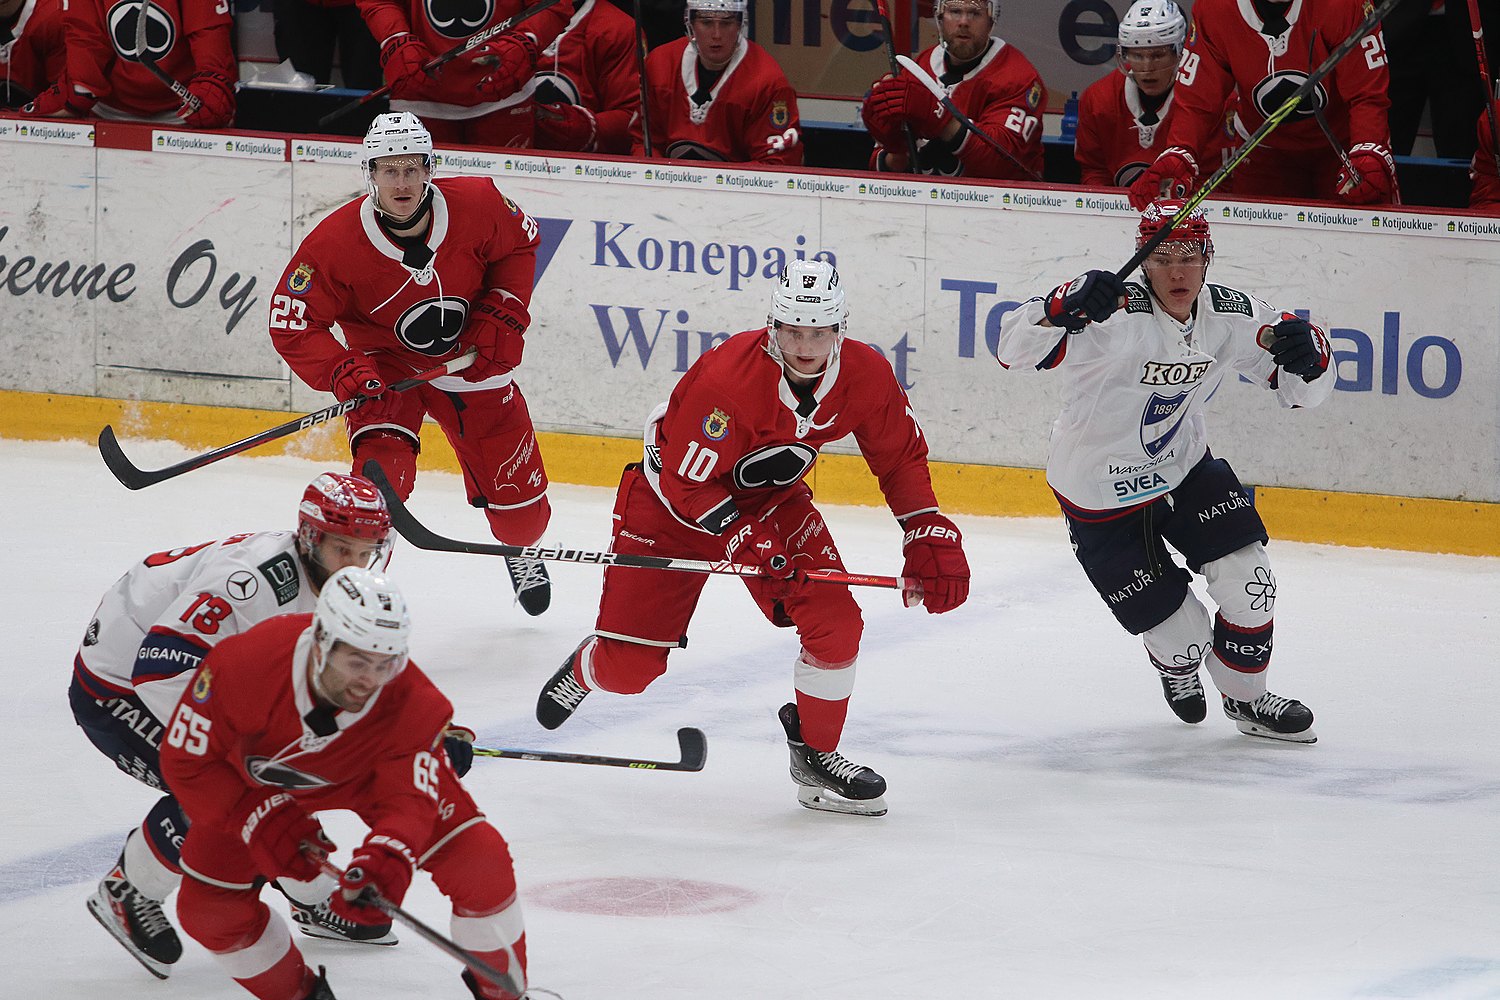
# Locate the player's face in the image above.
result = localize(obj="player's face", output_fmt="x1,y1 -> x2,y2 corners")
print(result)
370,155 -> 431,222
775,323 -> 839,382
1141,245 -> 1208,322
938,1 -> 993,63
315,642 -> 403,713
311,531 -> 388,577
1120,45 -> 1180,97
690,13 -> 742,70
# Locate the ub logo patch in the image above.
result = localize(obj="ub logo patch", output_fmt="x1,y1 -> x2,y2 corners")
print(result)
287,263 -> 314,295
703,408 -> 731,440
191,667 -> 213,703
771,101 -> 789,128
1026,82 -> 1042,110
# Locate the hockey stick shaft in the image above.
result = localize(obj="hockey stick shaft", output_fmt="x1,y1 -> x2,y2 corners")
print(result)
98,351 -> 475,490
630,0 -> 654,157
362,460 -> 911,591
137,0 -> 201,115
1308,30 -> 1360,192
318,0 -> 564,128
309,853 -> 522,996
1468,0 -> 1500,177
474,727 -> 708,771
895,54 -> 1043,182
874,0 -> 923,169
1117,0 -> 1401,278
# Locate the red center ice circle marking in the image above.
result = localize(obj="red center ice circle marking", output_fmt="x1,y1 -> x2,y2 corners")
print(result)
528,877 -> 758,917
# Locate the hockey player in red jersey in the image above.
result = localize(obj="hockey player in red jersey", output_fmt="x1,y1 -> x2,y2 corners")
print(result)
1076,0 -> 1236,190
268,112 -> 554,617
70,474 -> 433,978
997,201 -> 1330,743
535,259 -> 971,817
23,0 -> 236,128
860,0 -> 1044,179
630,0 -> 802,164
530,0 -> 639,154
1469,99 -> 1500,211
163,567 -> 528,1000
1130,0 -> 1397,208
358,0 -> 573,147
0,0 -> 67,109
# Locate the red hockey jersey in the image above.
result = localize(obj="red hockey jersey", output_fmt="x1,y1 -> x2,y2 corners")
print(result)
631,35 -> 802,165
1075,71 -> 1237,188
0,0 -> 67,107
877,38 -> 1045,181
532,0 -> 637,154
1163,0 -> 1390,156
269,175 -> 538,395
161,613 -> 455,852
67,0 -> 234,117
643,329 -> 939,533
1471,99 -> 1500,212
357,0 -> 574,115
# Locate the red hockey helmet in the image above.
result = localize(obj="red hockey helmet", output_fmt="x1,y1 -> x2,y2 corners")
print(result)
297,473 -> 392,580
1136,198 -> 1214,261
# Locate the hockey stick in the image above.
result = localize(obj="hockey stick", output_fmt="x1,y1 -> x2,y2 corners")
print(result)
873,0 -> 923,170
1468,0 -> 1500,177
630,0 -> 654,157
894,54 -> 1043,182
98,351 -> 475,490
362,461 -> 911,592
136,0 -> 201,116
318,0 -> 565,128
474,727 -> 707,771
307,851 -> 523,998
1308,30 -> 1361,194
1117,0 -> 1401,278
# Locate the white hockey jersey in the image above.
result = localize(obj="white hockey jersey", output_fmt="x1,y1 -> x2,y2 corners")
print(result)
996,280 -> 1334,513
73,531 -> 316,723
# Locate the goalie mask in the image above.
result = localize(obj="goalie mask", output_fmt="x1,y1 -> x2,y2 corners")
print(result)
297,472 -> 393,588
362,111 -> 435,219
310,566 -> 411,706
765,259 -> 847,377
1136,198 -> 1213,262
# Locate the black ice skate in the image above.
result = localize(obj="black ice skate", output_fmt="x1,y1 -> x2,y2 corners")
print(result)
461,965 -> 527,1000
1152,660 -> 1207,724
505,556 -> 551,616
1222,692 -> 1316,743
536,640 -> 592,730
305,965 -> 337,1000
278,882 -> 397,946
86,854 -> 183,979
778,703 -> 887,817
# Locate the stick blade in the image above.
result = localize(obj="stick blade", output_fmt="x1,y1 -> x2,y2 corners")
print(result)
675,727 -> 708,771
98,425 -> 157,490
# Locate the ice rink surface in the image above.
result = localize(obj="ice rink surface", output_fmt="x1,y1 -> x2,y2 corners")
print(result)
3,437 -> 1498,999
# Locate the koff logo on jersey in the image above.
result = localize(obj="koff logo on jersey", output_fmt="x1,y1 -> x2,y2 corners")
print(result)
1139,359 -> 1212,386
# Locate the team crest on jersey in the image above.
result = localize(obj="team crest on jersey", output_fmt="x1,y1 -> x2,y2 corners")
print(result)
426,0 -> 493,39
734,443 -> 818,490
110,0 -> 174,63
1362,0 -> 1374,15
771,101 -> 790,127
246,756 -> 334,789
395,296 -> 468,356
1141,390 -> 1190,457
1187,18 -> 1197,46
502,195 -> 520,216
287,263 -> 314,295
1251,71 -> 1326,124
1026,82 -> 1043,110
702,408 -> 731,440
191,667 -> 212,703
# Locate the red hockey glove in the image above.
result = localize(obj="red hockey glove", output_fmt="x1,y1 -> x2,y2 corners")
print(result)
22,78 -> 96,117
725,517 -> 805,599
474,34 -> 540,102
901,512 -> 969,614
443,723 -> 476,777
536,102 -> 598,151
238,792 -> 334,881
1337,142 -> 1397,205
329,353 -> 385,402
1258,313 -> 1330,382
178,71 -> 236,129
463,290 -> 529,382
1044,269 -> 1128,327
865,73 -> 951,141
331,835 -> 416,926
1129,146 -> 1198,209
859,77 -> 908,148
380,33 -> 435,100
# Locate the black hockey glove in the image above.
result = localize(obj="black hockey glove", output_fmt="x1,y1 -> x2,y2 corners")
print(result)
443,724 -> 476,777
1261,315 -> 1330,382
1044,270 -> 1128,328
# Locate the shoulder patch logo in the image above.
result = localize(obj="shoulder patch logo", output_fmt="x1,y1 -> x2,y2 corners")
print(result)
503,194 -> 520,216
287,263 -> 314,295
191,666 -> 212,703
257,552 -> 301,606
1208,284 -> 1253,316
1125,283 -> 1154,313
703,408 -> 731,440
225,570 -> 259,602
1026,81 -> 1043,110
770,101 -> 790,128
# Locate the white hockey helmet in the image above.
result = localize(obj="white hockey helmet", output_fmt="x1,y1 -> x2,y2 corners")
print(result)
362,111 -> 435,212
684,0 -> 748,40
765,259 -> 848,371
1117,0 -> 1187,53
312,566 -> 411,680
933,0 -> 1000,28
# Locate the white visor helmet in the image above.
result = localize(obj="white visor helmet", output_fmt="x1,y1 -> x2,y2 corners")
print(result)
1117,0 -> 1187,54
765,258 -> 848,372
685,0 -> 748,42
312,566 -> 411,685
934,0 -> 1000,29
362,111 -> 435,215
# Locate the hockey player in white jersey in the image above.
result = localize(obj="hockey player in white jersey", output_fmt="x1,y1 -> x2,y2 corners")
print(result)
996,199 -> 1333,742
68,473 -> 434,977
